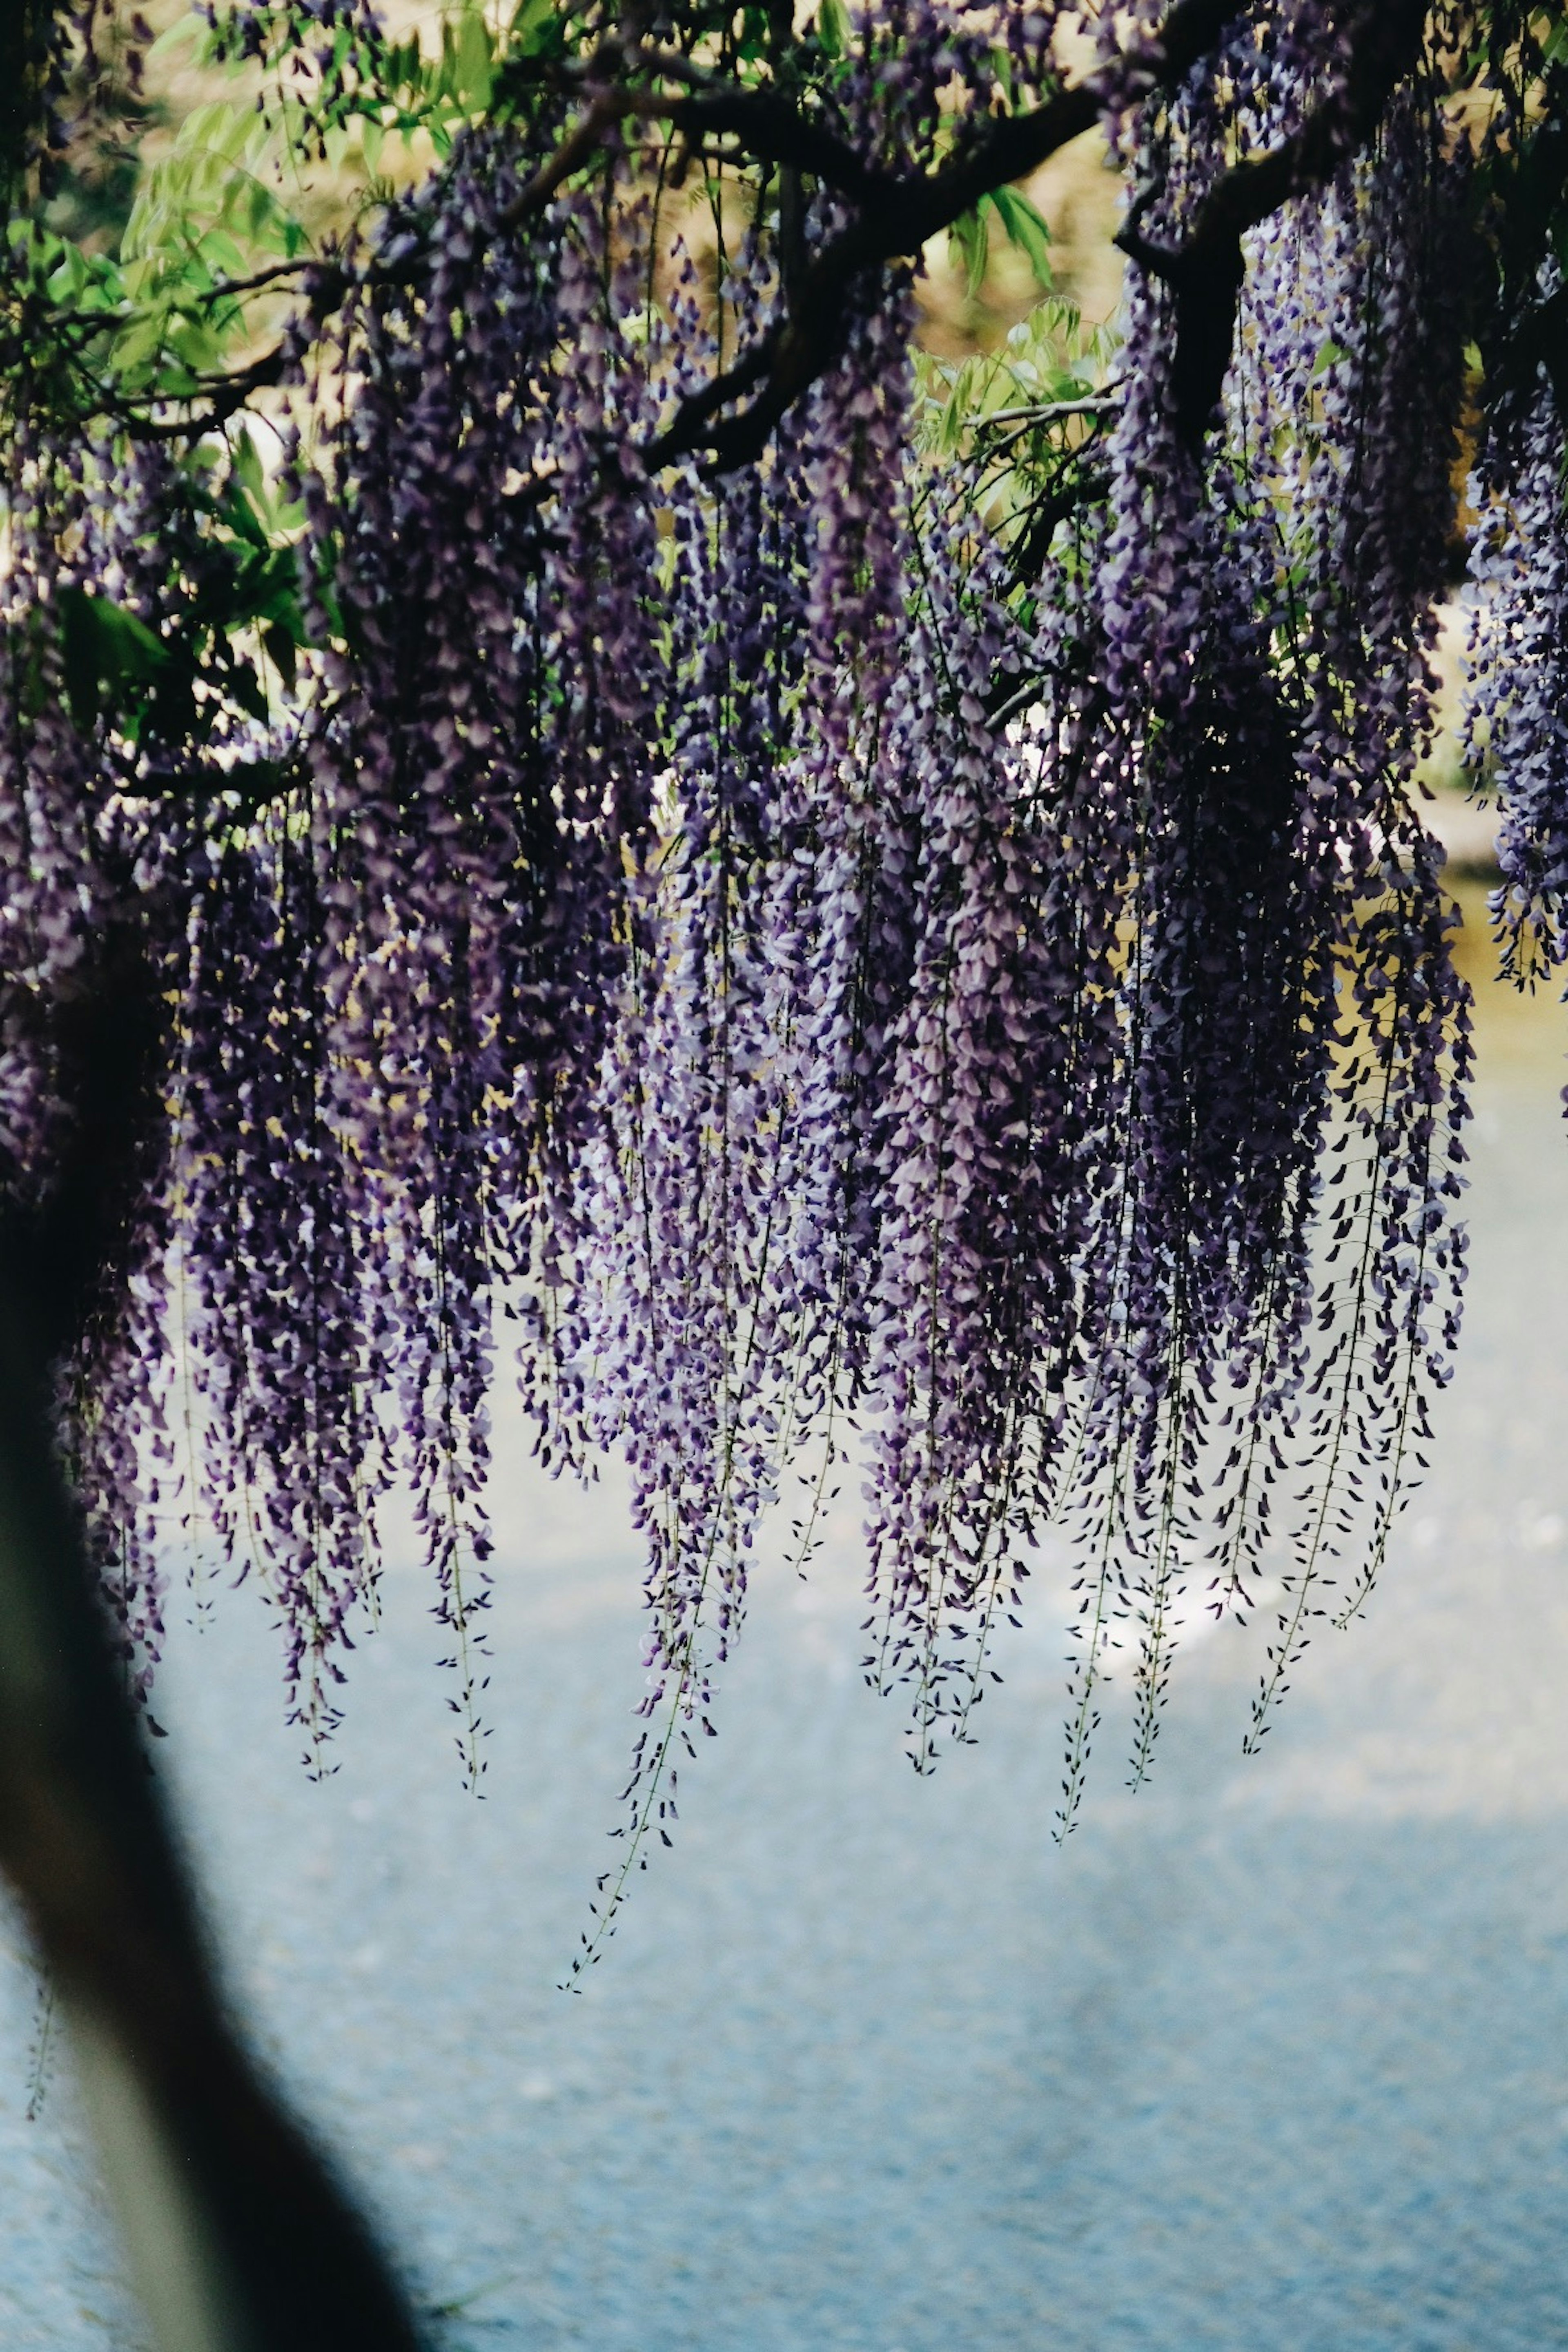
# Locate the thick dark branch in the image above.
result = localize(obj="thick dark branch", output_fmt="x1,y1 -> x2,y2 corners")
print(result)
1497,278 -> 1568,423
646,79 -> 1096,466
125,341 -> 290,439
107,0 -> 1247,467
885,0 -> 1253,238
1007,467 -> 1112,589
646,331 -> 779,465
502,84 -> 624,223
1486,91 -> 1568,426
1117,0 -> 1430,444
648,0 -> 1250,468
657,85 -> 880,198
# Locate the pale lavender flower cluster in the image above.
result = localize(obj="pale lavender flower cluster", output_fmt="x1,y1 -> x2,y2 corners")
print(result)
0,0 -> 1485,1900
1463,347 -> 1568,986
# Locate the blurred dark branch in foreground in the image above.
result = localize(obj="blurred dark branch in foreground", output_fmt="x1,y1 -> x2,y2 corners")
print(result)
0,942 -> 426,2352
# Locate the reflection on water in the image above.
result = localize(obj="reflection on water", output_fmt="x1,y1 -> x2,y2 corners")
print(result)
2,874 -> 1568,2352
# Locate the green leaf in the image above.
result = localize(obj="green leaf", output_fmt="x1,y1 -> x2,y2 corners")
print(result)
58,591 -> 169,732
454,9 -> 494,107
231,429 -> 266,505
818,0 -> 851,58
148,12 -> 201,57
990,185 -> 1053,289
228,658 -> 269,722
510,0 -> 556,46
47,247 -> 88,303
263,623 -> 299,693
949,201 -> 993,300
111,310 -> 168,376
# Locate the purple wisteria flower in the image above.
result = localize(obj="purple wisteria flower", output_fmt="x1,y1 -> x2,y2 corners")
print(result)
0,0 -> 1509,1933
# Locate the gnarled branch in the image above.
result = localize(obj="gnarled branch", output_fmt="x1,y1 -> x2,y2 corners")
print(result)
1116,0 -> 1430,444
645,0 -> 1249,469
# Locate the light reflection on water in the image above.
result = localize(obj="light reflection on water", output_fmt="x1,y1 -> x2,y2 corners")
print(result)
1,874 -> 1568,2350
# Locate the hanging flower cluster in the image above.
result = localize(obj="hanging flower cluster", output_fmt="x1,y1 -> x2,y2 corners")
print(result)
1463,320 -> 1568,987
2,0 -> 1535,1946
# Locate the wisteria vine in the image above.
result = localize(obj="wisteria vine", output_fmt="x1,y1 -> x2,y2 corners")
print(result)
1,0 -> 1560,1960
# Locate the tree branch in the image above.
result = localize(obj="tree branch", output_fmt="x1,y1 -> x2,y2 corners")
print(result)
499,43 -> 882,228
1116,0 -> 1430,444
122,262 -> 350,442
646,0 -> 1250,469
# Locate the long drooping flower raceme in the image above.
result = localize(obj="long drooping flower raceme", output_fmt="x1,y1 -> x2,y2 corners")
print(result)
0,0 -> 1538,1950
1464,356 -> 1568,987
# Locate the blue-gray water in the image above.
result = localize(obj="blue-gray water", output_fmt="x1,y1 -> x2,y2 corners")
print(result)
4,966 -> 1568,2350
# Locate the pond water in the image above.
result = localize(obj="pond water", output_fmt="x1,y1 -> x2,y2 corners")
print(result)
4,891 -> 1568,2352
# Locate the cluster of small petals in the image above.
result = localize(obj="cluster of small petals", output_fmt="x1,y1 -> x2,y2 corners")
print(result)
1463,359 -> 1568,984
0,7 -> 1488,1907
